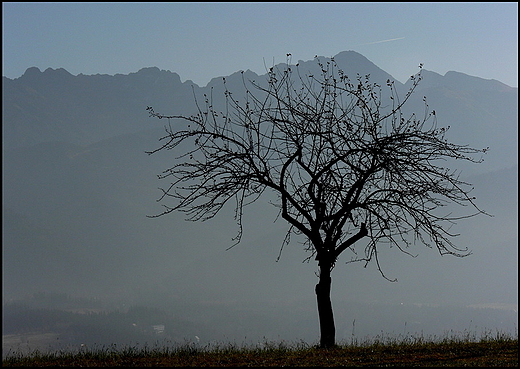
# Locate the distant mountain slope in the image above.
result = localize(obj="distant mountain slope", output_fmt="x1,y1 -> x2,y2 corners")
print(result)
2,67 -> 198,150
402,69 -> 517,174
2,51 -> 517,342
3,50 -> 517,172
407,69 -> 515,92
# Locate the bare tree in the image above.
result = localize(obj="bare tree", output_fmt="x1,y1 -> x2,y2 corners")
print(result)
146,56 -> 489,348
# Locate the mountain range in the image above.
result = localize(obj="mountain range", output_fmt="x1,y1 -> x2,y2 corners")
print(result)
2,51 -> 517,347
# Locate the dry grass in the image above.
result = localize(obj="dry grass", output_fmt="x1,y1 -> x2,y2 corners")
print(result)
3,330 -> 517,367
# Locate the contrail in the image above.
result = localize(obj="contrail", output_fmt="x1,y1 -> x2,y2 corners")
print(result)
357,37 -> 405,46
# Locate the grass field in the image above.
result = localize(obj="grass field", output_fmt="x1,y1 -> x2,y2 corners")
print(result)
3,331 -> 517,367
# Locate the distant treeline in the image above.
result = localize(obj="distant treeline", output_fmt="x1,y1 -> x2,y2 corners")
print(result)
3,296 -> 197,348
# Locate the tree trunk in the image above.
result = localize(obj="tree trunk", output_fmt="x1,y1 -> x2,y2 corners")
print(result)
315,263 -> 335,348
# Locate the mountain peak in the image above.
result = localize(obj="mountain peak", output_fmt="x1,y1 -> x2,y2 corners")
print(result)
21,66 -> 42,79
333,50 -> 370,61
408,69 -> 515,92
17,67 -> 74,82
136,66 -> 161,74
43,67 -> 74,79
133,67 -> 183,84
443,71 -> 513,91
332,50 -> 400,86
43,67 -> 71,74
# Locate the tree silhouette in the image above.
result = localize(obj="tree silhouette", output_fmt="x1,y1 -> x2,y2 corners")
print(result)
146,56 -> 489,348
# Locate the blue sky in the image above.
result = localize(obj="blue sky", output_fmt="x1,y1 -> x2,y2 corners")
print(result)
2,2 -> 518,87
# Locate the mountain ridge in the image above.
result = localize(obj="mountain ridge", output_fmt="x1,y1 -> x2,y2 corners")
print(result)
408,69 -> 515,93
2,50 -> 517,345
3,50 -> 516,174
8,50 -> 515,90
5,49 -> 516,87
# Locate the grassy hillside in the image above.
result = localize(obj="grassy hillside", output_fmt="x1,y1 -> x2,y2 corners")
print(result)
3,332 -> 517,367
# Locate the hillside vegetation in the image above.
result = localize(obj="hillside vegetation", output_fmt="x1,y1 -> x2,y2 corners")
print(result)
3,332 -> 517,367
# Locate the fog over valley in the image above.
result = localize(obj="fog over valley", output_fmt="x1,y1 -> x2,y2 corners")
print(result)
2,51 -> 517,354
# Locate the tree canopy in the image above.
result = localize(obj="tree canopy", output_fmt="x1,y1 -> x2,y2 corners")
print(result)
146,56 -> 489,347
147,57 -> 488,273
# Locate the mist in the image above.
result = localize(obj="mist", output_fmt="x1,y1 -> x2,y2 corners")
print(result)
2,51 -> 517,355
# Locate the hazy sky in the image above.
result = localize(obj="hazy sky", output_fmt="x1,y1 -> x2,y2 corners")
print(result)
2,2 -> 518,87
